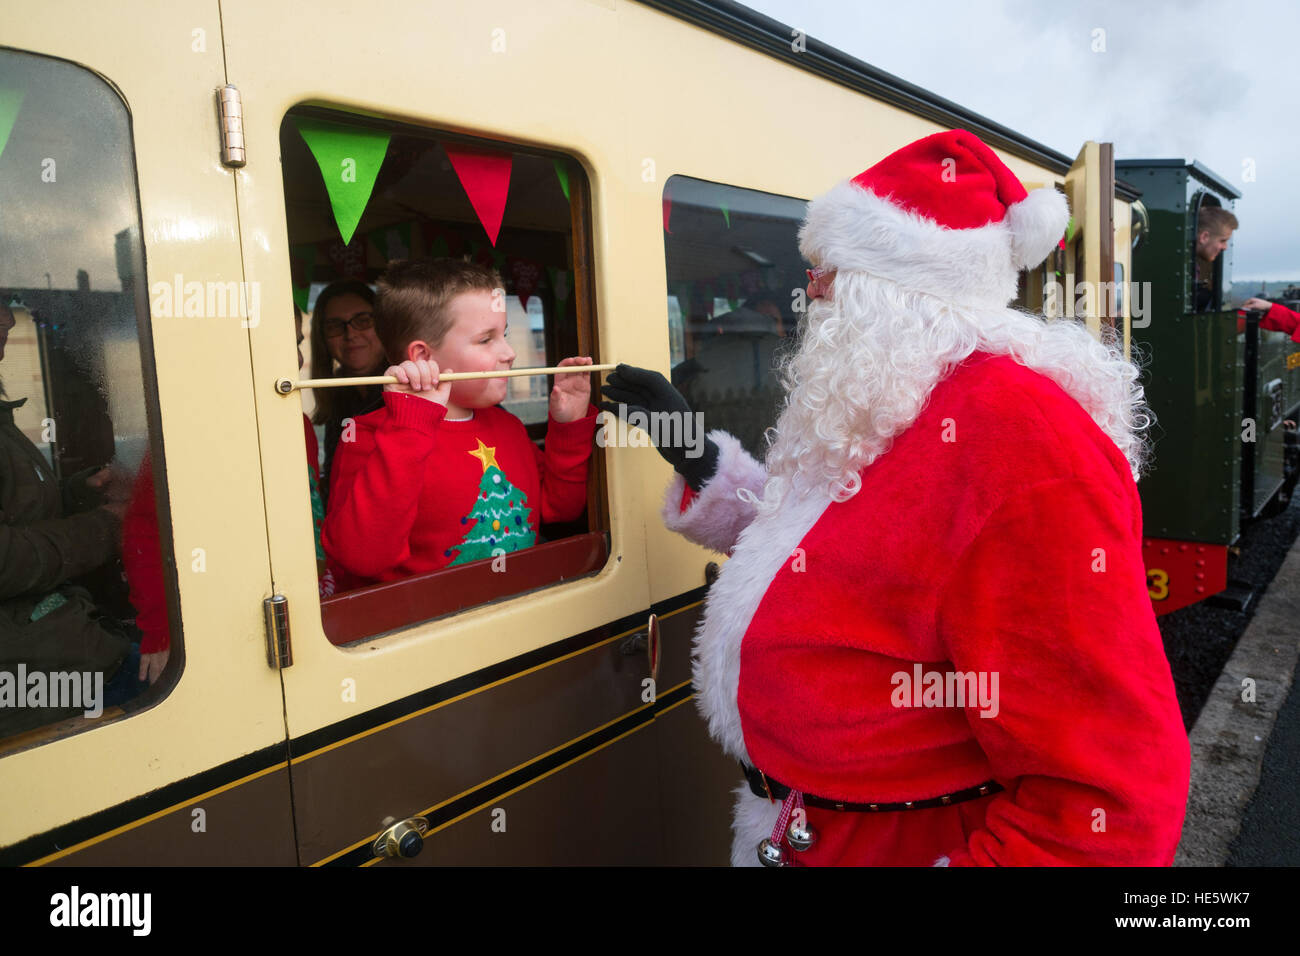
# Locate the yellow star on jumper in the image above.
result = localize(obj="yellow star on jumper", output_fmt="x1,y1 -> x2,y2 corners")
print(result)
467,439 -> 499,472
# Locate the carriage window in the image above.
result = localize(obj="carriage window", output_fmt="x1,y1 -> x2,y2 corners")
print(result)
0,49 -> 179,752
279,109 -> 608,645
661,176 -> 807,460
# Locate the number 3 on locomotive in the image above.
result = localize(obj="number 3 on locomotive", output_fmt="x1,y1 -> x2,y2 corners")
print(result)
1147,568 -> 1169,601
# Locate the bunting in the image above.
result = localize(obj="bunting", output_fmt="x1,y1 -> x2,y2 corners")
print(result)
0,89 -> 22,163
420,221 -> 462,259
294,117 -> 390,245
372,221 -> 413,262
318,235 -> 368,280
444,143 -> 512,246
553,158 -> 571,202
510,257 -> 542,310
548,266 -> 571,319
289,244 -> 317,313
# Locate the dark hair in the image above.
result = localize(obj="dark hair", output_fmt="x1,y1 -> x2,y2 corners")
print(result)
309,279 -> 379,427
375,258 -> 503,362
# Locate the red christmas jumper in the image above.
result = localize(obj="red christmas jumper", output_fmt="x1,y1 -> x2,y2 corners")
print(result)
323,392 -> 597,583
667,352 -> 1190,866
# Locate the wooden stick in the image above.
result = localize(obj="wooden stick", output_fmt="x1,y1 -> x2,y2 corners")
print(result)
277,363 -> 618,394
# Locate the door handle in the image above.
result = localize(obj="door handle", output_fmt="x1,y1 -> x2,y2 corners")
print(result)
618,613 -> 660,681
373,816 -> 430,859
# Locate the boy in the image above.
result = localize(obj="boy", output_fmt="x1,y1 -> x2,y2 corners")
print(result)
323,259 -> 597,583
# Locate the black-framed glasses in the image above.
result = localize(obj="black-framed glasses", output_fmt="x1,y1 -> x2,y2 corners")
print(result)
322,312 -> 375,338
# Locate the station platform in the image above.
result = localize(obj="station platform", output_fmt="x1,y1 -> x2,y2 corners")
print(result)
1177,528 -> 1300,865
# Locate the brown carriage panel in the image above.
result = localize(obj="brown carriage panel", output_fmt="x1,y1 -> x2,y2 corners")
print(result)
654,601 -> 703,689
652,698 -> 739,866
43,767 -> 297,867
376,719 -> 664,866
292,631 -> 651,864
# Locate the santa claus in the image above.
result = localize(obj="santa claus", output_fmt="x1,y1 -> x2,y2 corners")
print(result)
600,129 -> 1190,866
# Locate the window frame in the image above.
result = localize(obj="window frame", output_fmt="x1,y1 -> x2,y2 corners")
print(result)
276,106 -> 610,646
0,47 -> 184,755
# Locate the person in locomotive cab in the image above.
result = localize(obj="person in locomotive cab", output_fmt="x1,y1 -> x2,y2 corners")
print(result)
601,130 -> 1190,866
323,258 -> 598,584
1193,205 -> 1238,312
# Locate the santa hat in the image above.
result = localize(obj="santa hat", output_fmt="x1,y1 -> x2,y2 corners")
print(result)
798,129 -> 1069,306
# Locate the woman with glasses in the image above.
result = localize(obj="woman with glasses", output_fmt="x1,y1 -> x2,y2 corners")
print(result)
308,279 -> 387,507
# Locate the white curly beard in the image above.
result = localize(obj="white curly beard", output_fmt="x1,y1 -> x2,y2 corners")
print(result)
747,271 -> 1151,515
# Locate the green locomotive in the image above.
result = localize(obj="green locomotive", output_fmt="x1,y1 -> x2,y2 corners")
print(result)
1119,159 -> 1300,614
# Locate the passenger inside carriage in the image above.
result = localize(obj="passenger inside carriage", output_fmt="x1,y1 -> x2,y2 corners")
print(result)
321,258 -> 599,586
0,301 -> 150,734
306,280 -> 386,510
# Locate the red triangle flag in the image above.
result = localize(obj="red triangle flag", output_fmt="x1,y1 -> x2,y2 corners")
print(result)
663,185 -> 673,235
444,144 -> 512,246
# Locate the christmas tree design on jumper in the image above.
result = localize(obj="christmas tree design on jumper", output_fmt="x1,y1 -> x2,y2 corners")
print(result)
446,439 -> 536,566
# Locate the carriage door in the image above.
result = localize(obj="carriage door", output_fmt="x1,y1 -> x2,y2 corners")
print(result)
219,1 -> 666,865
0,1 -> 296,867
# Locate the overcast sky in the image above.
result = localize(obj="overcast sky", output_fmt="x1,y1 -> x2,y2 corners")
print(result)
741,0 -> 1299,282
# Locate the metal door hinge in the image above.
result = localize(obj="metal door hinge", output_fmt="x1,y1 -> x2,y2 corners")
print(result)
217,84 -> 246,168
264,594 -> 293,668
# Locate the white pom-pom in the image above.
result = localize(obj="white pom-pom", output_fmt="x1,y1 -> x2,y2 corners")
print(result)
1006,187 -> 1069,270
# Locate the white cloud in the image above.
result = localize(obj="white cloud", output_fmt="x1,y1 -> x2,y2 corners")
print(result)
743,0 -> 1300,279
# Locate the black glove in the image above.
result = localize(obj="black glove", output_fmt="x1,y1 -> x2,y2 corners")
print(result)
598,364 -> 719,491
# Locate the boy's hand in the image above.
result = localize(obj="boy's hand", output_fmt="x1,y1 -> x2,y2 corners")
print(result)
1242,297 -> 1271,312
550,356 -> 593,423
385,359 -> 451,407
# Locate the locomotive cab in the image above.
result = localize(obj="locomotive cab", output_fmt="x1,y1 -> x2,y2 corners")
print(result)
1119,159 -> 1300,614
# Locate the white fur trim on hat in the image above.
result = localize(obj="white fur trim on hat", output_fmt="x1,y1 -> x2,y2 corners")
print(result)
1005,187 -> 1070,271
798,181 -> 1067,307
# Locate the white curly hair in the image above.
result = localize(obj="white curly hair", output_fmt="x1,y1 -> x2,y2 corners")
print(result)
741,269 -> 1152,515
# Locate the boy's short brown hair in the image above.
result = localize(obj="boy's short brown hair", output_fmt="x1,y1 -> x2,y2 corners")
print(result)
375,258 -> 503,361
1198,205 -> 1239,237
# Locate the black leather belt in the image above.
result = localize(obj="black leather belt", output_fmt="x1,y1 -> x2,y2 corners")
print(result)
741,762 -> 1003,812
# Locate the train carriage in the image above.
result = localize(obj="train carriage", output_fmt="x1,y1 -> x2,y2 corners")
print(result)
0,0 -> 1135,865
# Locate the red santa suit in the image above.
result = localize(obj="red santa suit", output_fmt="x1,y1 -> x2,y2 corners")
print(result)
662,131 -> 1191,867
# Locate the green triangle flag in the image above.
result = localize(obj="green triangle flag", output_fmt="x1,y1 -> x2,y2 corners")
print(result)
294,117 -> 390,245
548,267 -> 571,316
289,243 -> 317,313
0,89 -> 24,162
373,221 -> 413,262
1065,216 -> 1076,244
673,282 -> 693,313
720,203 -> 731,229
553,158 -> 571,202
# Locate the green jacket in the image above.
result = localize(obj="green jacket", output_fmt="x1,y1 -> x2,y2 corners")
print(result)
0,396 -> 128,735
